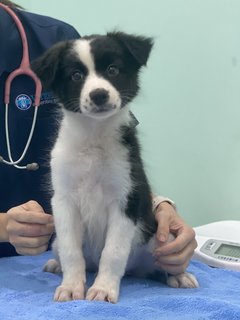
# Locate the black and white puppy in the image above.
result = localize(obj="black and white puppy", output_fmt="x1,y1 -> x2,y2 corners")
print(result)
32,32 -> 198,303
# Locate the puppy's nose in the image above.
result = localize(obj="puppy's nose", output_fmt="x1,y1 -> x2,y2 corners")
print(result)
90,89 -> 109,106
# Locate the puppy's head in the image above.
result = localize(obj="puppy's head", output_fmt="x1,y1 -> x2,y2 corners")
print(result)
32,32 -> 153,119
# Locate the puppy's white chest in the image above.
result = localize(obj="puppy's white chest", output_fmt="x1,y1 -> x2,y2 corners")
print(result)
75,146 -> 107,190
52,134 -> 132,261
70,144 -> 128,198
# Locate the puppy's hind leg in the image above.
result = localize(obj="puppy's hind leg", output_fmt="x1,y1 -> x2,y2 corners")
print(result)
43,239 -> 62,274
43,259 -> 62,274
167,272 -> 199,288
135,234 -> 199,288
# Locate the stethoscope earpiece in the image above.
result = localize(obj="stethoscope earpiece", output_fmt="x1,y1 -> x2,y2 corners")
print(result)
0,3 -> 42,171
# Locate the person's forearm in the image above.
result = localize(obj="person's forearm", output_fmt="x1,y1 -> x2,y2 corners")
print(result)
0,213 -> 9,242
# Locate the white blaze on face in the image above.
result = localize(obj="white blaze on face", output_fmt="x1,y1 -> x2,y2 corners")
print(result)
74,40 -> 121,118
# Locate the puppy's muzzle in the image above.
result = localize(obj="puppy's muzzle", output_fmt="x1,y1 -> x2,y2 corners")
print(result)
89,88 -> 117,113
90,88 -> 109,106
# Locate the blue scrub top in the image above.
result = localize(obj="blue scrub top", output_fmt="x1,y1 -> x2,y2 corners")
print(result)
0,7 -> 80,257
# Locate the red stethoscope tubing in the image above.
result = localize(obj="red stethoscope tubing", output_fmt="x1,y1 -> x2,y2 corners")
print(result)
0,3 -> 41,170
0,2 -> 42,106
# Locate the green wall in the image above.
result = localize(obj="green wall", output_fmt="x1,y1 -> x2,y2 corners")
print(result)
17,0 -> 240,226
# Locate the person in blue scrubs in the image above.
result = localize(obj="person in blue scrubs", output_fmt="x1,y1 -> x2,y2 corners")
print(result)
0,0 -> 197,276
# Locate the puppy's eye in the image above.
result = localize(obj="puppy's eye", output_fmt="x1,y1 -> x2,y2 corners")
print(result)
71,70 -> 84,81
107,65 -> 119,77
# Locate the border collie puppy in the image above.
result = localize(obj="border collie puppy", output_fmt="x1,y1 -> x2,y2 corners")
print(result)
32,32 -> 198,303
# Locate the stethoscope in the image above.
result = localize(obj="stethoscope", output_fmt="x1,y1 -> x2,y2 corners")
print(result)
0,3 -> 42,170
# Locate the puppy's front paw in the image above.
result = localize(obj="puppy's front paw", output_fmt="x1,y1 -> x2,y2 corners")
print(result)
86,282 -> 119,303
43,259 -> 62,274
54,282 -> 85,302
167,272 -> 199,288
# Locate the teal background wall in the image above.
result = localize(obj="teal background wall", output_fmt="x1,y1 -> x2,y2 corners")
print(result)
17,0 -> 240,226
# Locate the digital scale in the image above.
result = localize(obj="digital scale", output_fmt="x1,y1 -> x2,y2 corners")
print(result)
193,220 -> 240,271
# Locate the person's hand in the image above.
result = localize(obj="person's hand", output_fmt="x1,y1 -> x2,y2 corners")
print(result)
153,202 -> 197,275
6,200 -> 54,255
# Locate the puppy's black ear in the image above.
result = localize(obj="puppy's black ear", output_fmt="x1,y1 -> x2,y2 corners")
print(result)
108,32 -> 154,66
31,41 -> 68,89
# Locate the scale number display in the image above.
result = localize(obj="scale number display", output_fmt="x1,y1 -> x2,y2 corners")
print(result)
200,239 -> 240,263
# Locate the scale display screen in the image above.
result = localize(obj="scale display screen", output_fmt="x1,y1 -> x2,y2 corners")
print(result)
193,221 -> 240,271
215,244 -> 240,258
198,238 -> 240,269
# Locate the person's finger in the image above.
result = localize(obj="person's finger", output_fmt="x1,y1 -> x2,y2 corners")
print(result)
10,234 -> 51,249
154,240 -> 196,265
155,210 -> 171,243
7,209 -> 54,225
154,227 -> 196,256
15,244 -> 49,256
155,260 -> 189,275
7,222 -> 55,237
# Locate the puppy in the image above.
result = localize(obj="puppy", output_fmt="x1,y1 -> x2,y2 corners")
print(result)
32,32 -> 198,303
